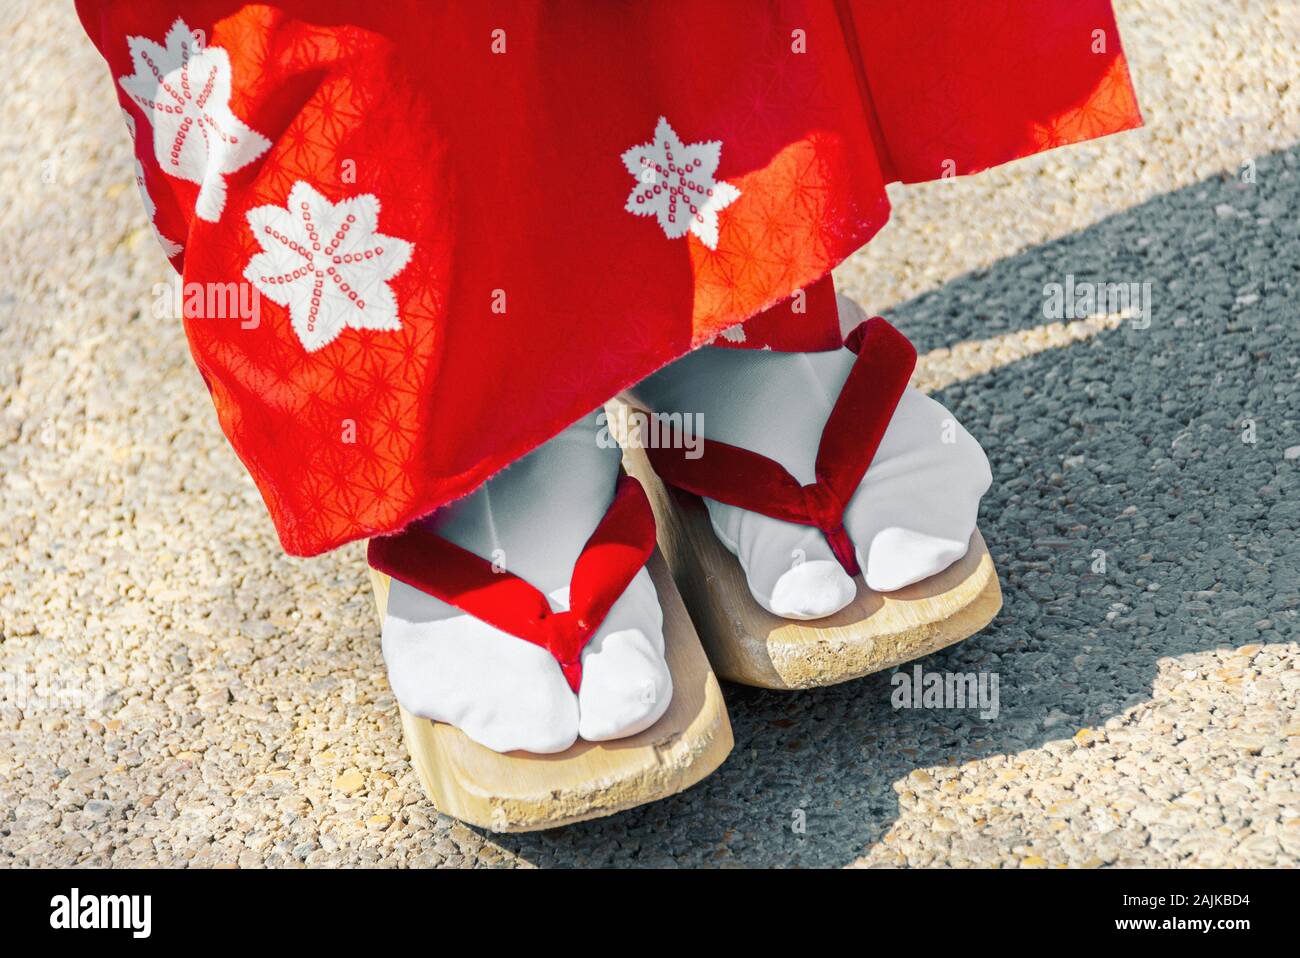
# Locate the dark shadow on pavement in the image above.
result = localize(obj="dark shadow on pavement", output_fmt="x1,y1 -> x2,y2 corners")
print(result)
489,143 -> 1299,867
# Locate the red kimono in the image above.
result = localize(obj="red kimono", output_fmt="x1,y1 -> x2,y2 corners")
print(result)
76,0 -> 1141,556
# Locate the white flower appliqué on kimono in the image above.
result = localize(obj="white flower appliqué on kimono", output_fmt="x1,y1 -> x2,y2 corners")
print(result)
621,116 -> 741,250
121,111 -> 184,258
244,181 -> 414,352
117,17 -> 270,222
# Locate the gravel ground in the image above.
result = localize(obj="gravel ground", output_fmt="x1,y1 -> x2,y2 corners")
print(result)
1,0 -> 1297,868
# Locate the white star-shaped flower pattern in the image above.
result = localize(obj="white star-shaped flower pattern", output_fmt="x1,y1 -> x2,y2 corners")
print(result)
244,181 -> 414,352
621,116 -> 741,250
118,18 -> 270,222
122,111 -> 184,258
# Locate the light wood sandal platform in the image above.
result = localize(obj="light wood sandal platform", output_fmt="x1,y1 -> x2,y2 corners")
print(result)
367,547 -> 733,832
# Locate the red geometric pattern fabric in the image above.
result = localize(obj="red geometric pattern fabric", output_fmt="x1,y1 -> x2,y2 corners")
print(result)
75,1 -> 1141,556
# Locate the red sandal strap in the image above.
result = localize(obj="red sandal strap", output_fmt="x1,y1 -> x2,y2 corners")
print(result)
645,317 -> 916,576
367,475 -> 657,692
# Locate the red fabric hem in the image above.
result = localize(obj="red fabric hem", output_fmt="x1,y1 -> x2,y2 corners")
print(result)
278,191 -> 894,555
74,0 -> 1144,557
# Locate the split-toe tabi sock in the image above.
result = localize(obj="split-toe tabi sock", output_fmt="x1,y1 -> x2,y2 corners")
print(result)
627,297 -> 992,619
381,411 -> 671,754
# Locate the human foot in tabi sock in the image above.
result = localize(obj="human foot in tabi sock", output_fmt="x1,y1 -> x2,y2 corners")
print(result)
618,299 -> 1002,690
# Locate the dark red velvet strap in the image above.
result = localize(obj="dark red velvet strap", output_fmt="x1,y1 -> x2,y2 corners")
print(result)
367,475 -> 656,692
645,317 -> 916,576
